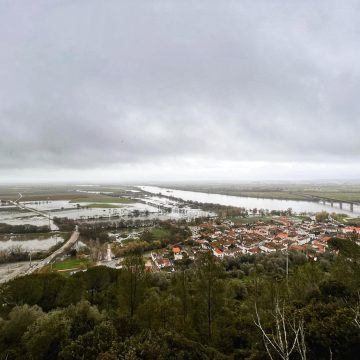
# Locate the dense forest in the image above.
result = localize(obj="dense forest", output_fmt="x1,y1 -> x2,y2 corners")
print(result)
0,238 -> 359,360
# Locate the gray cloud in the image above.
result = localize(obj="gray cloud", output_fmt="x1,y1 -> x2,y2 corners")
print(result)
0,0 -> 360,180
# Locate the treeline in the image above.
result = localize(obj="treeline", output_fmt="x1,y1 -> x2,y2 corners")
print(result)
148,191 -> 297,217
164,195 -> 249,217
53,217 -> 77,232
0,248 -> 48,265
54,217 -> 164,234
1,237 -> 359,360
0,223 -> 50,234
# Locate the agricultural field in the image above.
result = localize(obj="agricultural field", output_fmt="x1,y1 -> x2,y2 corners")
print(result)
166,182 -> 360,203
0,184 -> 141,202
85,203 -> 122,208
0,185 -> 157,227
341,217 -> 360,226
70,195 -> 134,204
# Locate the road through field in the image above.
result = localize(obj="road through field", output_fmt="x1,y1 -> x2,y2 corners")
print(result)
26,229 -> 79,274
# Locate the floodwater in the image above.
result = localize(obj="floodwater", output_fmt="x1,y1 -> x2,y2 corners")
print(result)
0,209 -> 53,227
0,196 -> 212,228
0,234 -> 64,252
20,200 -> 77,211
140,186 -> 360,216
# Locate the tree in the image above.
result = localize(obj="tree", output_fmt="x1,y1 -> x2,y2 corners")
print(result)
315,211 -> 329,223
122,252 -> 145,317
254,299 -> 306,360
0,305 -> 43,357
85,266 -> 111,301
64,300 -> 102,338
59,321 -> 117,360
173,256 -> 193,326
193,252 -> 225,342
23,310 -> 71,360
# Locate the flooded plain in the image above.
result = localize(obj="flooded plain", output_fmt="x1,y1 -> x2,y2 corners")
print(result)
0,234 -> 65,252
140,186 -> 360,216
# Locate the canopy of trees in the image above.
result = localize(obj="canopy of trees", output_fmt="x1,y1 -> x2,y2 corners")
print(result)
0,242 -> 359,359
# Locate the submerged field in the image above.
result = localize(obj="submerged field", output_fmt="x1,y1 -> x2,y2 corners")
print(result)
0,184 -> 140,202
0,232 -> 69,252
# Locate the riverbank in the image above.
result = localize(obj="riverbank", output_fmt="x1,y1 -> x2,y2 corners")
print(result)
140,186 -> 360,216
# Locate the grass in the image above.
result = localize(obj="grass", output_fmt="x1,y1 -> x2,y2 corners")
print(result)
52,257 -> 91,271
85,203 -> 121,208
342,217 -> 360,226
301,191 -> 360,202
151,228 -> 170,239
230,191 -> 309,201
0,184 -> 139,202
70,195 -> 134,204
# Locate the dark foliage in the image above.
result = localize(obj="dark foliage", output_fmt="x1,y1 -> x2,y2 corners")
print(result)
0,248 -> 359,360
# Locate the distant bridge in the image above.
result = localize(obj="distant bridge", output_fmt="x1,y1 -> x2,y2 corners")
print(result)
291,192 -> 359,212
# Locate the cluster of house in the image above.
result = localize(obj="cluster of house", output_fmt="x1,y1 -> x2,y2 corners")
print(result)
148,216 -> 360,271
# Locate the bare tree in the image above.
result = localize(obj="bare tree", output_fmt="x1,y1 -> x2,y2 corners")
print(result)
254,299 -> 306,360
353,292 -> 360,329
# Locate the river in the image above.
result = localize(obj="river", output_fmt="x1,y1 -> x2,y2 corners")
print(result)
139,186 -> 360,216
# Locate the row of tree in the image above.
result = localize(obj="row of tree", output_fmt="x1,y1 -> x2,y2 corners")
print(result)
0,223 -> 50,234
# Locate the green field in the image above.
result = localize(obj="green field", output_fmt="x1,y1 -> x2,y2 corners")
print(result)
70,195 -> 134,204
150,228 -> 170,239
52,257 -> 91,271
0,184 -> 143,202
85,203 -> 121,208
342,217 -> 360,226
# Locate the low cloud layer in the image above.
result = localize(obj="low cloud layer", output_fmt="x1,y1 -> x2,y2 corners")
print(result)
0,0 -> 359,181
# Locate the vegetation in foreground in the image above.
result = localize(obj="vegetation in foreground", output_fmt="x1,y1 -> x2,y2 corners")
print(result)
0,237 -> 359,360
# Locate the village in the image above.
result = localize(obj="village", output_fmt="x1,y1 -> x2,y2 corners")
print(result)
147,216 -> 360,272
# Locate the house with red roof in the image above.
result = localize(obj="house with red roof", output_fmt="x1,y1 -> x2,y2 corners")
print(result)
172,247 -> 183,260
212,248 -> 224,258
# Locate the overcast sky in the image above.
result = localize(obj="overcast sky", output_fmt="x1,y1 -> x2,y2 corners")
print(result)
1,0 -> 360,183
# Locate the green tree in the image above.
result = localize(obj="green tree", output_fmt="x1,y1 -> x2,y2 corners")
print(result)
192,252 -> 225,342
23,310 -> 71,360
315,211 -> 329,223
122,252 -> 145,317
59,321 -> 117,360
0,305 -> 43,357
